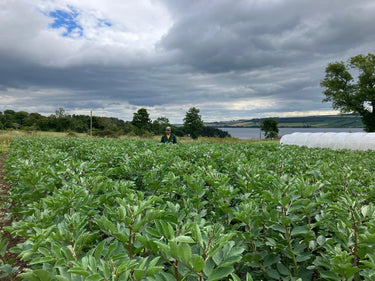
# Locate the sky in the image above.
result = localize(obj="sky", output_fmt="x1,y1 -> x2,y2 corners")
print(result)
1,0 -> 375,123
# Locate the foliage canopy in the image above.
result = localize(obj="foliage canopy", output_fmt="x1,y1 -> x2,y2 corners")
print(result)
321,53 -> 375,132
3,137 -> 375,280
183,107 -> 204,139
260,117 -> 279,139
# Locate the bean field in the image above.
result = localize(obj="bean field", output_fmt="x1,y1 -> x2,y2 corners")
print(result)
2,137 -> 375,281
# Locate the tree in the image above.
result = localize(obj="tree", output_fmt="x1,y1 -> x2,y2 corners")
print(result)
199,126 -> 231,138
152,117 -> 171,135
0,112 -> 3,129
183,107 -> 204,139
12,122 -> 21,130
260,118 -> 279,139
132,108 -> 152,131
36,116 -> 50,131
14,111 -> 28,126
56,117 -> 71,132
3,110 -> 15,128
25,113 -> 42,127
321,53 -> 375,132
55,108 -> 67,118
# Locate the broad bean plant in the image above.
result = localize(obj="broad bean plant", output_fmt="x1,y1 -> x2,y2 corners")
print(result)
3,137 -> 375,281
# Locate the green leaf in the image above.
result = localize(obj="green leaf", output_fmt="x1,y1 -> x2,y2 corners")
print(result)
19,272 -> 40,281
319,270 -> 341,280
101,259 -> 111,280
34,270 -> 52,281
155,271 -> 178,281
296,252 -> 312,262
169,241 -> 178,259
291,226 -> 310,236
178,243 -> 192,265
29,256 -> 56,265
192,254 -> 205,272
0,264 -> 18,275
116,260 -> 138,275
230,273 -> 241,281
146,266 -> 164,277
266,267 -> 280,280
317,235 -> 326,246
55,276 -> 70,281
94,240 -> 106,259
191,223 -> 202,245
68,267 -> 90,276
172,236 -> 195,244
146,257 -> 164,276
50,243 -> 63,259
207,266 -> 234,281
148,257 -> 158,266
263,254 -> 280,267
203,259 -> 215,277
269,224 -> 286,233
87,273 -> 103,281
207,233 -> 234,258
133,268 -> 144,281
276,262 -> 291,276
281,216 -> 291,226
138,257 -> 149,270
309,240 -> 317,250
37,247 -> 50,257
212,247 -> 224,266
245,272 -> 254,281
281,196 -> 290,206
134,257 -> 149,280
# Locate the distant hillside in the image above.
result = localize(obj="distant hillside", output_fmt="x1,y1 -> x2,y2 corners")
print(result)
206,114 -> 363,128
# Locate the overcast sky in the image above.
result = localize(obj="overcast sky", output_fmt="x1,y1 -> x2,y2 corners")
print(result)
1,0 -> 374,122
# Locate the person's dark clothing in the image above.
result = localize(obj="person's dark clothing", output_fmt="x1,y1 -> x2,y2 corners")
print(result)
161,133 -> 177,144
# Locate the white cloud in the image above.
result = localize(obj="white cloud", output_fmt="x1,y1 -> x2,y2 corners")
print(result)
0,0 -> 172,67
0,0 -> 374,123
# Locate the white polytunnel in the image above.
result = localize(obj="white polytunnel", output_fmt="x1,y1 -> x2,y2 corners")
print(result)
280,132 -> 375,151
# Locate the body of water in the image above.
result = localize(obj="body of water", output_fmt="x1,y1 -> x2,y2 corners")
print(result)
219,127 -> 364,140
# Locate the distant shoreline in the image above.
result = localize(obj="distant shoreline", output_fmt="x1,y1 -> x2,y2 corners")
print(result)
205,114 -> 363,129
219,127 -> 364,140
209,125 -> 364,128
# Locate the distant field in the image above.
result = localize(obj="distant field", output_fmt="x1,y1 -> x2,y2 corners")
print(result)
0,130 -> 87,151
0,130 -> 276,151
207,114 -> 364,128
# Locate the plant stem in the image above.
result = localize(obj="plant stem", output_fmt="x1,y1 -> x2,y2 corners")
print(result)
246,223 -> 256,251
351,214 -> 358,267
285,225 -> 299,277
88,216 -> 93,232
350,211 -> 359,281
307,212 -> 311,229
128,226 -> 133,259
174,260 -> 179,281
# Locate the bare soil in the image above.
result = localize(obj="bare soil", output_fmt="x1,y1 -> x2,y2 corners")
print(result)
0,152 -> 27,280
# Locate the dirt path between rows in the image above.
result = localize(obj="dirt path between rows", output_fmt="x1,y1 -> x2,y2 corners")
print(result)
0,152 -> 27,280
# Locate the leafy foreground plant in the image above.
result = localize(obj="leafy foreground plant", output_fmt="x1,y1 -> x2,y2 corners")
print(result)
0,234 -> 20,279
3,137 -> 375,280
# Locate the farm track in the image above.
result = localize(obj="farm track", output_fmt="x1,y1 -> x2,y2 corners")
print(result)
0,152 -> 27,280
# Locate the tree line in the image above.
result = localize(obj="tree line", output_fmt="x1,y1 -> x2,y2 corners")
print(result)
130,107 -> 231,139
0,107 -> 231,138
321,53 -> 375,132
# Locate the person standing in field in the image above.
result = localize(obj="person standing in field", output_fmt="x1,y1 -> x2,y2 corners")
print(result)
161,126 -> 177,144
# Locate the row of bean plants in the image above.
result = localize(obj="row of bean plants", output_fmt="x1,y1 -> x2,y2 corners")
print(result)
2,137 -> 375,281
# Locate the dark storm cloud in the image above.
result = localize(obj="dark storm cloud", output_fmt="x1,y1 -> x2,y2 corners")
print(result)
160,0 -> 375,73
0,54 -> 205,108
1,0 -> 375,122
